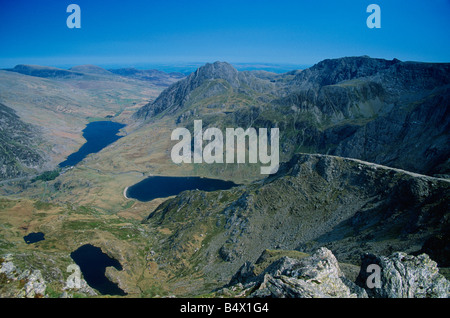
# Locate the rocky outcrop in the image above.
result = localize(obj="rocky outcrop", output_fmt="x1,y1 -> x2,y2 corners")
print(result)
0,254 -> 97,298
249,248 -> 367,298
0,254 -> 46,298
0,102 -> 47,181
220,248 -> 449,298
356,252 -> 449,298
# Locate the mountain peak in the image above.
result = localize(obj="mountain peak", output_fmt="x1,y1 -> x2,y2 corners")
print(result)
190,61 -> 239,86
292,56 -> 401,89
134,61 -> 241,120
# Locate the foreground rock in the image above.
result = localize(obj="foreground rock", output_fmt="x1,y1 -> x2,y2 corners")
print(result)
0,253 -> 97,298
0,254 -> 46,298
220,248 -> 449,298
219,248 -> 367,298
356,252 -> 450,298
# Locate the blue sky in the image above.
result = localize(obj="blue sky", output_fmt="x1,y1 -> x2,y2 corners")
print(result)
0,0 -> 449,69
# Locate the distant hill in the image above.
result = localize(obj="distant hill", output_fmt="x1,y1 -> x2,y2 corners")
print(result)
3,64 -> 84,79
108,67 -> 185,86
69,64 -> 113,76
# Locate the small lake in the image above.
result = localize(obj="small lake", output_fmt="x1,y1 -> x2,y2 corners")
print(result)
126,176 -> 239,202
23,232 -> 45,244
59,121 -> 126,168
70,244 -> 127,296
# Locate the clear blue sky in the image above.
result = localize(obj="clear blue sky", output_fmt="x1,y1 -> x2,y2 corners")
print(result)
0,0 -> 449,69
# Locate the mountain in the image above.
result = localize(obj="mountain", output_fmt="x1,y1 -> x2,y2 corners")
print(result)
133,61 -> 280,121
3,64 -> 84,79
142,153 -> 450,293
133,57 -> 450,177
289,56 -> 401,90
0,102 -> 47,180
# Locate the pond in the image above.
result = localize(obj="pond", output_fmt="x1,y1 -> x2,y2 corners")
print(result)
59,121 -> 126,168
70,244 -> 127,296
23,232 -> 45,244
126,176 -> 239,202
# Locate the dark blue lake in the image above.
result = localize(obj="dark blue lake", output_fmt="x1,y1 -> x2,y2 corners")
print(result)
23,232 -> 45,244
126,176 -> 239,202
70,244 -> 127,296
59,121 -> 126,168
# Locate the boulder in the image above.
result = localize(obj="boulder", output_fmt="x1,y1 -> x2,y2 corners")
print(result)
356,252 -> 449,298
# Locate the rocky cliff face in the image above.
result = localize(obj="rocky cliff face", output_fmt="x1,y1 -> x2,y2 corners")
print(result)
279,56 -> 450,176
0,102 -> 47,180
290,56 -> 400,90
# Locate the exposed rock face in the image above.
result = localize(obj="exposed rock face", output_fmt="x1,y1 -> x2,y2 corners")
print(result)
356,252 -> 450,298
0,254 -> 46,298
249,248 -> 366,298
0,102 -> 47,180
0,254 -> 97,298
290,56 -> 400,90
283,57 -> 450,176
221,248 -> 449,298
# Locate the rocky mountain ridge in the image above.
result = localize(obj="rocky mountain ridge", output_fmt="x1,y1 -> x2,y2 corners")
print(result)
132,56 -> 450,177
142,153 -> 449,294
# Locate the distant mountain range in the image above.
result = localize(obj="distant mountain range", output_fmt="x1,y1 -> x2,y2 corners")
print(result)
3,64 -> 185,85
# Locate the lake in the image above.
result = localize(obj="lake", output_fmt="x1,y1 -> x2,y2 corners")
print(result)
70,244 -> 127,296
23,232 -> 45,244
126,176 -> 239,202
59,121 -> 126,168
